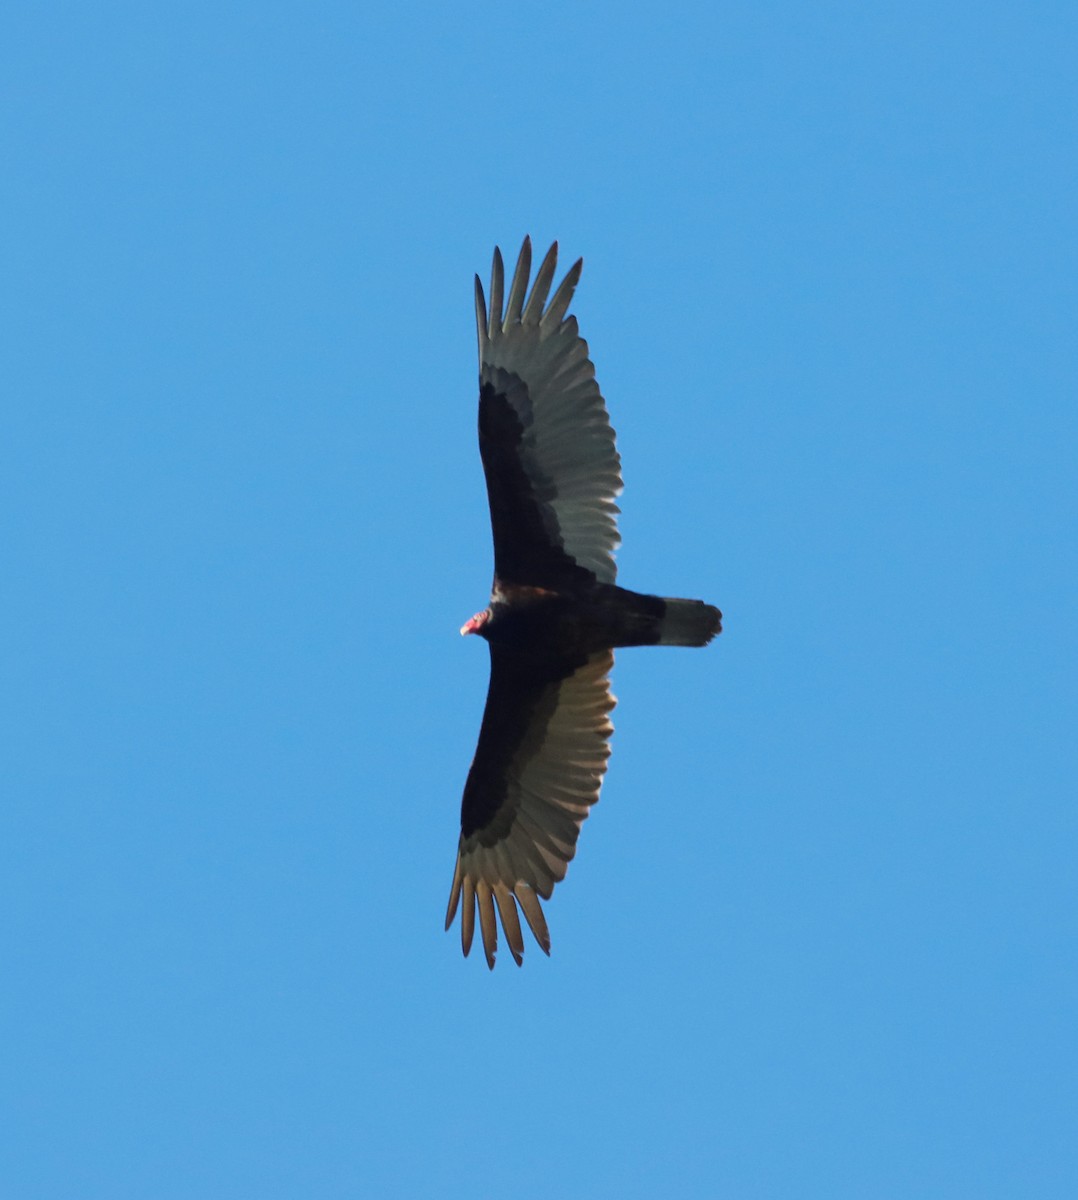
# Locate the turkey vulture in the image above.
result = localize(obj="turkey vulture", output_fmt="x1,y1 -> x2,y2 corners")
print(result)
447,238 -> 722,968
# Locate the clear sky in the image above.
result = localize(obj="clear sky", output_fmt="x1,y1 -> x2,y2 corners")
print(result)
3,3 -> 1076,1197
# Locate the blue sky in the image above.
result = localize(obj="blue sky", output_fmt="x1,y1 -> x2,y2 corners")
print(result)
3,3 -> 1076,1196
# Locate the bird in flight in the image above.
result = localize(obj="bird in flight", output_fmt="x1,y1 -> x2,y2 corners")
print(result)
447,238 -> 722,968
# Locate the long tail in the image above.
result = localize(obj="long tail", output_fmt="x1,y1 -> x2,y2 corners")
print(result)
655,597 -> 723,646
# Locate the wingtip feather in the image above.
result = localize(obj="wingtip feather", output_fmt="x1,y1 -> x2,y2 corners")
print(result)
474,275 -> 488,349
522,241 -> 559,326
476,881 -> 498,969
504,237 -> 533,326
515,884 -> 552,955
445,856 -> 463,931
489,247 -> 505,330
541,255 -> 584,330
461,877 -> 476,957
494,885 -> 525,966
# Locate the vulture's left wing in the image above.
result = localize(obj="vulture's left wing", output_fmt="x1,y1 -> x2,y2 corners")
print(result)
475,238 -> 623,590
445,648 -> 616,968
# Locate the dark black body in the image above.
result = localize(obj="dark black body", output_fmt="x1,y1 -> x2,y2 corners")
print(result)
480,583 -> 667,657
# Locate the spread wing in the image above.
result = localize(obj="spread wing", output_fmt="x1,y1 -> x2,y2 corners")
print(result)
475,238 -> 623,589
445,649 -> 616,968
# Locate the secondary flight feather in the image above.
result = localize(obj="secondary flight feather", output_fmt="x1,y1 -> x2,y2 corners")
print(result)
448,238 -> 722,968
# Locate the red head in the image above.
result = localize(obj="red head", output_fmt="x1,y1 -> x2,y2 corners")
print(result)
460,609 -> 490,637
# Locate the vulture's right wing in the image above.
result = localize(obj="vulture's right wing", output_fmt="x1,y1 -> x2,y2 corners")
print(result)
445,647 -> 616,968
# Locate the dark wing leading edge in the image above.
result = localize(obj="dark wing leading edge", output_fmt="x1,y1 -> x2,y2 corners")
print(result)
475,238 -> 623,589
445,648 -> 615,968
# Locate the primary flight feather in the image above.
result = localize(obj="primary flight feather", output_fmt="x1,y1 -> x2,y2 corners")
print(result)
448,238 -> 722,968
